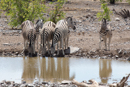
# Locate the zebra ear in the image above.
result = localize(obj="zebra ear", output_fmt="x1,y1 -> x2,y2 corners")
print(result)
36,19 -> 40,24
21,22 -> 25,28
66,17 -> 72,21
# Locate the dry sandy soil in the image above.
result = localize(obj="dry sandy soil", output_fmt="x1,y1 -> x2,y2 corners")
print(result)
0,0 -> 130,60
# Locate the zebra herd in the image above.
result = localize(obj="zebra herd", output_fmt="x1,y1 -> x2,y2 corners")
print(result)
21,17 -> 76,57
21,17 -> 112,57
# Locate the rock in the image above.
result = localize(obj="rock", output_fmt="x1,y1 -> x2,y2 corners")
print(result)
28,84 -> 34,87
115,18 -> 120,21
127,57 -> 130,61
42,81 -> 48,84
21,80 -> 26,84
65,46 -> 80,54
115,55 -> 119,58
3,43 -> 10,46
61,80 -> 72,84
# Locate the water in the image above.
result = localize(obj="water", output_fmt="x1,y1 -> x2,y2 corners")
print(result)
0,57 -> 130,84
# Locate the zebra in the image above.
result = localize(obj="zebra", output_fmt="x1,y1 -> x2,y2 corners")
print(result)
35,19 -> 44,50
21,20 -> 36,56
40,21 -> 56,56
51,17 -> 76,56
99,18 -> 112,51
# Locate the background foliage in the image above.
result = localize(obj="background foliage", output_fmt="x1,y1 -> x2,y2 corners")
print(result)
0,0 -> 66,27
0,0 -> 46,27
97,3 -> 112,21
48,0 -> 66,23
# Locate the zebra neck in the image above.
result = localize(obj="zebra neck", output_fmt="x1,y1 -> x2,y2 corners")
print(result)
35,25 -> 39,32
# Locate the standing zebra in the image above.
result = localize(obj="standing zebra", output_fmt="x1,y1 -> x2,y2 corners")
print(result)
40,21 -> 56,56
51,17 -> 76,56
99,18 -> 112,51
35,19 -> 44,50
21,20 -> 36,56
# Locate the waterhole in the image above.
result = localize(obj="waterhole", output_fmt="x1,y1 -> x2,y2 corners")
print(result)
0,57 -> 130,84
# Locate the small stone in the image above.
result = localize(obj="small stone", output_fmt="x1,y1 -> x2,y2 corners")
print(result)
21,80 -> 26,84
28,84 -> 34,87
115,55 -> 118,58
61,80 -> 72,84
115,18 -> 120,21
42,81 -> 48,84
3,43 -> 10,46
127,57 -> 130,61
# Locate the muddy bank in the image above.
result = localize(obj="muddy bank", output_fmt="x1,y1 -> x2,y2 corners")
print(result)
0,45 -> 130,61
0,30 -> 130,60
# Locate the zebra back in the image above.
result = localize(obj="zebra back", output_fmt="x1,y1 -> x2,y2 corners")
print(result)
21,20 -> 35,39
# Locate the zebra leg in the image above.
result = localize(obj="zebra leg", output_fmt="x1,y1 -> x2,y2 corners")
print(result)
36,35 -> 38,50
67,35 -> 69,49
61,38 -> 65,56
47,41 -> 50,55
99,35 -> 101,50
108,37 -> 112,51
24,39 -> 26,50
57,42 -> 59,55
103,37 -> 107,51
33,41 -> 35,54
40,34 -> 42,54
64,38 -> 67,49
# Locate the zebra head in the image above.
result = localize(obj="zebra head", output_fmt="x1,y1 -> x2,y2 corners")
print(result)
66,17 -> 76,30
101,18 -> 107,25
101,18 -> 107,29
35,19 -> 44,32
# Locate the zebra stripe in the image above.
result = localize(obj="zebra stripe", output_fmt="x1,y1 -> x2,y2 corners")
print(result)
99,18 -> 112,51
51,17 -> 76,56
40,21 -> 56,55
21,20 -> 36,56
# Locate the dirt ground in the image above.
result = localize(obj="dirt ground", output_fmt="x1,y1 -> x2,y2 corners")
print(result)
1,0 -> 130,60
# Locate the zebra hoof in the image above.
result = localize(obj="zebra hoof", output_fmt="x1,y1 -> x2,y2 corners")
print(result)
57,53 -> 65,57
24,49 -> 28,56
28,52 -> 37,57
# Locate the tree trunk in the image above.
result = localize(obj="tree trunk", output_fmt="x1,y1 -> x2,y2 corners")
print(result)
110,0 -> 115,4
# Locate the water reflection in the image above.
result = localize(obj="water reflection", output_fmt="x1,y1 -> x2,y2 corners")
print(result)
0,57 -> 130,84
99,59 -> 112,83
22,57 -> 75,83
22,57 -> 40,83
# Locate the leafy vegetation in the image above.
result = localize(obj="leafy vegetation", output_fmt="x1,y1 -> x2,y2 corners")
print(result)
97,3 -> 112,21
48,0 -> 66,23
0,0 -> 66,27
0,0 -> 46,27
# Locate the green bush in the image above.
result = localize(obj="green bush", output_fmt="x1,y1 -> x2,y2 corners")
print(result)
126,0 -> 130,4
48,0 -> 66,23
97,3 -> 112,21
0,0 -> 46,27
